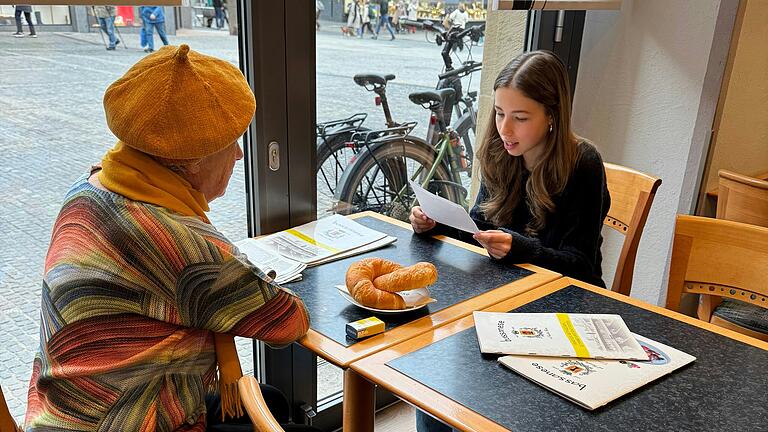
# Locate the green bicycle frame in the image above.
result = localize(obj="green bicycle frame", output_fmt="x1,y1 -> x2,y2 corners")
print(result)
389,129 -> 469,211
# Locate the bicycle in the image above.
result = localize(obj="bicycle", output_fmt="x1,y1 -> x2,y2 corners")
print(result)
422,19 -> 442,43
333,87 -> 468,221
316,73 -> 399,209
427,59 -> 482,173
423,22 -> 485,174
316,27 -> 482,193
316,112 -> 369,202
317,23 -> 483,211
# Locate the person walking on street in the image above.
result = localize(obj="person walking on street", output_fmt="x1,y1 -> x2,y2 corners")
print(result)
140,6 -> 169,53
361,0 -> 375,37
315,0 -> 324,30
373,0 -> 395,40
343,0 -> 363,37
13,5 -> 37,38
443,2 -> 469,30
213,0 -> 225,29
92,6 -> 120,50
139,25 -> 148,50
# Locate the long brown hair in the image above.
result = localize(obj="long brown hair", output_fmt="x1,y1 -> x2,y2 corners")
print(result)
476,50 -> 580,235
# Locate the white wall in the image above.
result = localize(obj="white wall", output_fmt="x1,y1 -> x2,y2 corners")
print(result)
572,0 -> 732,304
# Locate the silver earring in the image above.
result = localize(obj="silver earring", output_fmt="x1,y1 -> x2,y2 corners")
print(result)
549,123 -> 553,133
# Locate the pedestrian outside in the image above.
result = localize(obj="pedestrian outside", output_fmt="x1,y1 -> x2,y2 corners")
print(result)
443,2 -> 469,30
361,0 -> 376,37
92,6 -> 120,50
140,5 -> 169,53
315,0 -> 324,30
13,5 -> 37,38
343,0 -> 363,37
213,0 -> 225,29
373,0 -> 395,40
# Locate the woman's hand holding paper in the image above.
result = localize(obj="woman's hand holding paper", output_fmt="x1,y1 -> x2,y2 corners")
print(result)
473,230 -> 512,259
409,206 -> 437,233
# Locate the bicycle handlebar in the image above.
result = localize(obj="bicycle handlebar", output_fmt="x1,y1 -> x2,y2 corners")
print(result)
438,61 -> 482,80
446,24 -> 485,43
439,24 -> 485,70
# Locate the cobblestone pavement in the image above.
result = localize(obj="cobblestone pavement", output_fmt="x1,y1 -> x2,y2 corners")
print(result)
0,23 -> 482,422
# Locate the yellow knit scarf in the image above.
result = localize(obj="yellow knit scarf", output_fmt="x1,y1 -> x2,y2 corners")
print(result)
99,141 -> 243,421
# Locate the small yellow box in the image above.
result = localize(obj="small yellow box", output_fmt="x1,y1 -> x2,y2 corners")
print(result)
346,316 -> 385,339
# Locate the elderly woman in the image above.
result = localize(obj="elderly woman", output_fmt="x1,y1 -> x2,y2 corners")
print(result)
24,45 -> 318,432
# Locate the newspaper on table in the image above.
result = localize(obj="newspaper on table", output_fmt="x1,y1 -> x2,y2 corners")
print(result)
498,334 -> 696,410
253,214 -> 395,267
234,238 -> 306,284
473,312 -> 648,360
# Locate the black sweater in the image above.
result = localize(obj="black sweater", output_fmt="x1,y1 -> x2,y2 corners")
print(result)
421,141 -> 611,287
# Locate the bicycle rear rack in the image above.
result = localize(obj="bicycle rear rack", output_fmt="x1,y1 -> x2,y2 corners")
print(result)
348,121 -> 418,147
316,112 -> 367,137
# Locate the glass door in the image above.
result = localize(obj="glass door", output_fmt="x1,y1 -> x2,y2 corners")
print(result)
245,1 -> 586,430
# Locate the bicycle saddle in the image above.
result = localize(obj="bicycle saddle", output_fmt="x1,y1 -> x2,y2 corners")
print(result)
408,88 -> 456,108
353,73 -> 396,88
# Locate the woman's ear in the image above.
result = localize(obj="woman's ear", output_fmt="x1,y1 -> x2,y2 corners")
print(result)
184,160 -> 203,175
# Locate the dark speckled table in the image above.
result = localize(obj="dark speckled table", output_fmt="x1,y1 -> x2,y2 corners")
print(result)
351,277 -> 768,432
290,212 -> 561,432
293,212 -> 560,369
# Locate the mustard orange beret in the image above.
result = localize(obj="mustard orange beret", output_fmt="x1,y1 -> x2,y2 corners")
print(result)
103,44 -> 256,159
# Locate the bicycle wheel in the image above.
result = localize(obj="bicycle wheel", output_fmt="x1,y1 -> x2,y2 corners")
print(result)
334,138 -> 462,221
316,129 -> 368,213
425,28 -> 437,44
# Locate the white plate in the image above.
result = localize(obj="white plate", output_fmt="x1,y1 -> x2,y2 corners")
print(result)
335,285 -> 435,315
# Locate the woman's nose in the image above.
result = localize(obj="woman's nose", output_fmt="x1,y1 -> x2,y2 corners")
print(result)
498,117 -> 513,136
236,143 -> 244,160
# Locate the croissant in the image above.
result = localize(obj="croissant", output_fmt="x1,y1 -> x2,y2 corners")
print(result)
346,258 -> 438,309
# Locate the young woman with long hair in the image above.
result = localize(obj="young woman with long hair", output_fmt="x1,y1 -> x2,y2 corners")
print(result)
410,49 -> 611,287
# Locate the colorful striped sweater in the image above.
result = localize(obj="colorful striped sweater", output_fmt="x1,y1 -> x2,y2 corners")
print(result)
24,175 -> 310,431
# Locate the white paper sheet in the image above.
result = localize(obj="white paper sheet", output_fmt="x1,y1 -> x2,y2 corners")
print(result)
409,180 -> 479,234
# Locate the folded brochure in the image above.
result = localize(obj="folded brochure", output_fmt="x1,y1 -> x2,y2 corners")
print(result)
473,312 -> 648,360
498,333 -> 695,410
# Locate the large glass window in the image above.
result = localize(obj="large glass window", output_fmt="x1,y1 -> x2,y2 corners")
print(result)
311,0 -> 528,423
0,4 -> 246,422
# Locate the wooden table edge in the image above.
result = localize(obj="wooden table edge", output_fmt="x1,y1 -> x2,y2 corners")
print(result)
299,270 -> 560,368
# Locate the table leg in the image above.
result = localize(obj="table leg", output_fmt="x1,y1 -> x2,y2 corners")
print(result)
343,368 -> 375,432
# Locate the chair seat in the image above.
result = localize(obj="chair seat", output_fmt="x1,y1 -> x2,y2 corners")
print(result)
712,299 -> 768,334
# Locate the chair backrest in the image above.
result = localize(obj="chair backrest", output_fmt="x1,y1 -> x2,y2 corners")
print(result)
603,162 -> 662,296
716,169 -> 768,228
1,385 -> 21,432
0,338 -> 282,432
666,215 -> 768,321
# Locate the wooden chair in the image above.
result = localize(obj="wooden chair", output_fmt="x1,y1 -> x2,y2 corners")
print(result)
1,385 -> 22,432
666,215 -> 768,342
603,162 -> 662,296
716,169 -> 768,228
0,338 -> 285,432
239,376 -> 286,432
